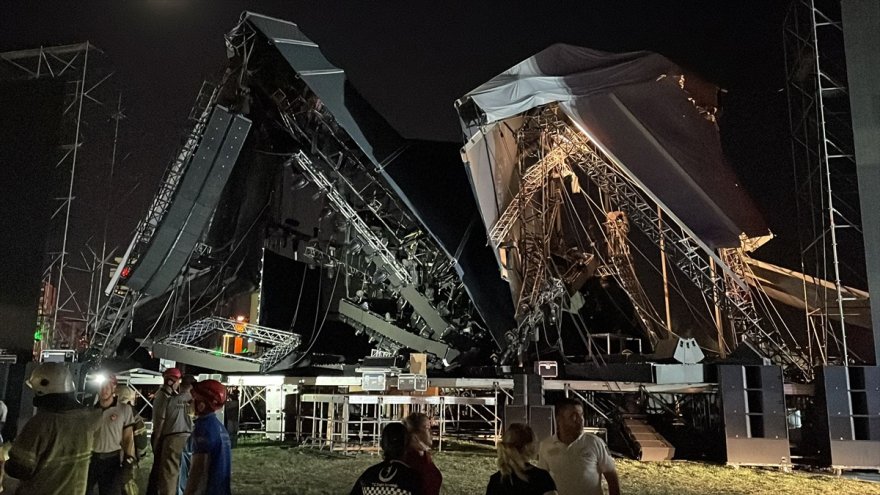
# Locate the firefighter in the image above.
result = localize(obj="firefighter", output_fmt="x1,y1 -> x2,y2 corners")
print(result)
150,368 -> 182,450
178,380 -> 231,495
2,362 -> 102,495
148,374 -> 194,495
116,386 -> 149,495
146,368 -> 184,495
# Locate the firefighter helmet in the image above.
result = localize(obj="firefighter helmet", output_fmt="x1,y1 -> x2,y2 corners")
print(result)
162,367 -> 182,380
191,380 -> 226,413
26,362 -> 76,396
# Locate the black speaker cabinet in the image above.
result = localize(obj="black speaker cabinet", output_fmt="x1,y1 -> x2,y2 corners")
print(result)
512,373 -> 544,406
718,364 -> 790,466
813,366 -> 880,470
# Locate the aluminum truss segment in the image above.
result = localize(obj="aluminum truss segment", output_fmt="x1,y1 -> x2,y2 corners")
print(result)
552,119 -> 809,376
784,0 -> 860,366
338,299 -> 459,362
156,317 -> 302,372
489,146 -> 568,247
293,152 -> 411,286
605,211 -> 661,346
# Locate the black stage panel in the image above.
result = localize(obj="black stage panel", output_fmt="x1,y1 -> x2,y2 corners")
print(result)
127,106 -> 251,295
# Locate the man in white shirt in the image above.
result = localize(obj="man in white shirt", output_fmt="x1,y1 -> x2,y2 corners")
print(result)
537,397 -> 620,495
86,373 -> 136,495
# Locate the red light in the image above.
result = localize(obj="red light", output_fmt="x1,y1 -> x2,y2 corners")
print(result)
121,266 -> 131,278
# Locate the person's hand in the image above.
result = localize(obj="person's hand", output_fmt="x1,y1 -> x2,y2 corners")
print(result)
122,455 -> 137,481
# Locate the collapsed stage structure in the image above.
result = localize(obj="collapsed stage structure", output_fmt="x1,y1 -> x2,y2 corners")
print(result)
72,9 -> 879,470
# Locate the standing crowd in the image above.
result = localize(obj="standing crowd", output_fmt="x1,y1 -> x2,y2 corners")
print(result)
0,363 -> 231,495
1,363 -> 618,495
351,397 -> 619,495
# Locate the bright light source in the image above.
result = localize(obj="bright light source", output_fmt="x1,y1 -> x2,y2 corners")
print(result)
92,374 -> 107,385
235,315 -> 246,323
442,358 -> 450,367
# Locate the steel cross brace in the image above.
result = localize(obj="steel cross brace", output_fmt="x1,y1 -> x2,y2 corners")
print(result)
553,122 -> 807,375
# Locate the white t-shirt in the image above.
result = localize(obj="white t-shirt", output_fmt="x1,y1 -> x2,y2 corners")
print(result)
94,399 -> 136,454
537,432 -> 615,495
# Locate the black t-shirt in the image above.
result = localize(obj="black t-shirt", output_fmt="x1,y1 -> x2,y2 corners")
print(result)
350,459 -> 423,495
485,466 -> 556,495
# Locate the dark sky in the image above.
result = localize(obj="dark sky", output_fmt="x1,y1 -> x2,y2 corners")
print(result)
1,0 -> 794,241
1,1 -> 807,352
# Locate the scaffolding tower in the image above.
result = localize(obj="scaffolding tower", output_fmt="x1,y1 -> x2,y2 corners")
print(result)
784,0 -> 862,366
0,43 -> 115,352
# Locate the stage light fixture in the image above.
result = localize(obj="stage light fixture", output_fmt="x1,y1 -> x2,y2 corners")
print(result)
290,175 -> 309,191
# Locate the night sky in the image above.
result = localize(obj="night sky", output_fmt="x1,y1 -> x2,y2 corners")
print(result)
1,1 -> 806,350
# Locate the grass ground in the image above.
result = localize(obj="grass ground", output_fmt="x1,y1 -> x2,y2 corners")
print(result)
136,440 -> 880,495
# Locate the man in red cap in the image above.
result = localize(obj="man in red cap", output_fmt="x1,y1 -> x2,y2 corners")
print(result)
178,380 -> 231,495
147,367 -> 183,495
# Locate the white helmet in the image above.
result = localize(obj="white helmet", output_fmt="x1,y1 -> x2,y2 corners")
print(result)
26,363 -> 76,396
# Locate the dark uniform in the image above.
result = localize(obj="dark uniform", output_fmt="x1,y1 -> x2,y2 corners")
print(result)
350,459 -> 422,495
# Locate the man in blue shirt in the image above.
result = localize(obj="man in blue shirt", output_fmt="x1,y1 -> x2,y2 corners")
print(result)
178,380 -> 231,495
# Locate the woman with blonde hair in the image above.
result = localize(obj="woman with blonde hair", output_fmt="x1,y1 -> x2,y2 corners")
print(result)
486,423 -> 557,495
402,412 -> 442,495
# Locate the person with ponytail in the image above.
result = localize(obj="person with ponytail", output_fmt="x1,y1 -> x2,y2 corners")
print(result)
486,423 -> 557,495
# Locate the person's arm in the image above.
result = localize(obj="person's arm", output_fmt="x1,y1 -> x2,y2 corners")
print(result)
122,425 -> 135,458
122,404 -> 136,458
183,453 -> 210,495
151,391 -> 167,449
604,469 -> 620,495
3,421 -> 46,481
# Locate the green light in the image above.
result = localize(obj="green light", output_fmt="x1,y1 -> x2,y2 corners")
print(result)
33,330 -> 43,341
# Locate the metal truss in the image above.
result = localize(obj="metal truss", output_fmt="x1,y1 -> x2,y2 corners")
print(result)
265,70 -> 481,362
293,152 -> 411,286
784,0 -> 859,366
605,211 -> 661,346
85,84 -> 219,363
549,117 -> 809,377
156,317 -> 302,372
488,146 -> 568,247
83,285 -> 138,363
1,43 -> 113,350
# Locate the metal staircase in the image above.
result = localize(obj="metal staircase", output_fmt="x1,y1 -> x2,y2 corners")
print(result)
622,416 -> 676,461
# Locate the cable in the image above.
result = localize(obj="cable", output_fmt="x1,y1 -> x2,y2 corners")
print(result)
287,267 -> 341,367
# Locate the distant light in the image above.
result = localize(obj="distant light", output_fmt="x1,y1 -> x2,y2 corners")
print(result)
235,315 -> 247,323
92,374 -> 107,385
121,266 -> 132,278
